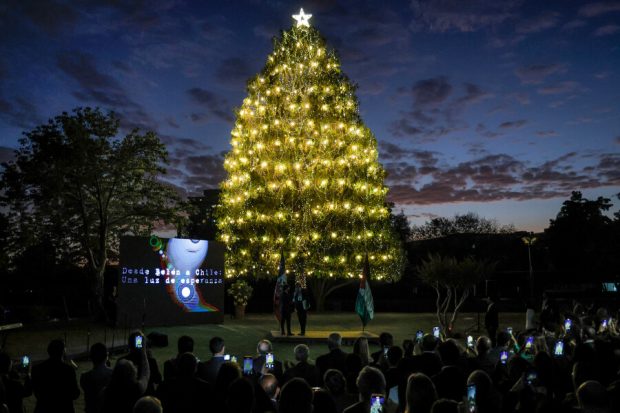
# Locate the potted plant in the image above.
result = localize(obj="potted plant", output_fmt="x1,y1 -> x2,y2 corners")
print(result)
229,279 -> 253,319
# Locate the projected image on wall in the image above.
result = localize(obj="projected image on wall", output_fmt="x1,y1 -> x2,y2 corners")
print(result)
151,237 -> 219,312
119,236 -> 225,326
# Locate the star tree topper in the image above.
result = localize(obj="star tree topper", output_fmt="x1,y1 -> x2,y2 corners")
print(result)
292,8 -> 312,27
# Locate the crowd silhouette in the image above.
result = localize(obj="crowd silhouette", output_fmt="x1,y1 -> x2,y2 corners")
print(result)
1,302 -> 619,413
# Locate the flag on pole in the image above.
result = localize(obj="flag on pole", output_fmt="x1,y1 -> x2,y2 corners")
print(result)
273,250 -> 286,322
355,254 -> 374,328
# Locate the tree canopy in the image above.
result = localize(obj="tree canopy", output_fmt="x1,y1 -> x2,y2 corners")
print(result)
411,212 -> 514,241
544,191 -> 619,276
0,107 -> 180,308
417,253 -> 495,333
216,22 -> 403,282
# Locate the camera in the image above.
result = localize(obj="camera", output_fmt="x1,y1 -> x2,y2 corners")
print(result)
525,336 -> 534,350
243,356 -> 253,375
467,335 -> 474,348
266,352 -> 275,369
526,370 -> 538,385
415,330 -> 423,342
370,394 -> 385,413
467,384 -> 476,412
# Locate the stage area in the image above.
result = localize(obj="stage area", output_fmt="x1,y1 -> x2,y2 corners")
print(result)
269,330 -> 380,344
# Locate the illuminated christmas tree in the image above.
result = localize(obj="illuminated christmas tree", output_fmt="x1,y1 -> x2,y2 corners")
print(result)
217,9 -> 404,285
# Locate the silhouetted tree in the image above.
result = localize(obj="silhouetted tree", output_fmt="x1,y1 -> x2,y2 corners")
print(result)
0,108 -> 181,315
417,254 -> 495,334
411,212 -> 514,240
544,191 -> 618,277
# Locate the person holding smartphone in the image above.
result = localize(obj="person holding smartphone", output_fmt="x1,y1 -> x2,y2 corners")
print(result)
342,366 -> 390,413
120,331 -> 161,395
0,351 -> 32,413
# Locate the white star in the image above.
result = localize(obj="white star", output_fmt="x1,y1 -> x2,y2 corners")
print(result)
292,8 -> 312,27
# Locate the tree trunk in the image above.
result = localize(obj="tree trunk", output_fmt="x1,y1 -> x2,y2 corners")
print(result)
91,262 -> 107,321
434,283 -> 442,327
449,287 -> 470,333
307,278 -> 353,312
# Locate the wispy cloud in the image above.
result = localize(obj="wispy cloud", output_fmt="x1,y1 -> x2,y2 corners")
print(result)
186,88 -> 233,122
515,63 -> 566,84
409,0 -> 521,32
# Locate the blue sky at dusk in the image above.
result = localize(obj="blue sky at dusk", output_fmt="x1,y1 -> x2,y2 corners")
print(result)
1,0 -> 618,231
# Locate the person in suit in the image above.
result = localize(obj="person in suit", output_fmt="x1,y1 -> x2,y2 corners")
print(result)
293,282 -> 309,336
280,284 -> 293,336
31,339 -> 80,413
282,344 -> 320,387
156,353 -> 211,412
163,335 -> 194,381
484,296 -> 499,347
316,333 -> 348,385
253,340 -> 284,382
197,336 -> 226,384
80,343 -> 112,413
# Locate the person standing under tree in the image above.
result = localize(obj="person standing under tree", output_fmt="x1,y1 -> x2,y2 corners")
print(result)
280,284 -> 293,336
293,283 -> 309,336
485,295 -> 499,347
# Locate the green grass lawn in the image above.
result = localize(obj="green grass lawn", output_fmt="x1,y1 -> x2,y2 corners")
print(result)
5,311 -> 525,412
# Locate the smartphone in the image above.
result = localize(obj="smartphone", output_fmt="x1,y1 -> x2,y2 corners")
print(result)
415,330 -> 423,342
500,350 -> 509,365
554,341 -> 564,356
22,355 -> 30,368
370,393 -> 385,413
383,347 -> 389,356
507,327 -> 513,335
602,319 -> 609,329
266,352 -> 274,369
564,318 -> 572,332
467,384 -> 477,412
243,356 -> 253,375
231,356 -> 237,363
224,354 -> 231,361
467,335 -> 474,348
525,336 -> 534,350
135,335 -> 143,349
526,370 -> 538,385
433,326 -> 440,338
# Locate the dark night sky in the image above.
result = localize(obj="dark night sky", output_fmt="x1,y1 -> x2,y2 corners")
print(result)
1,0 -> 619,231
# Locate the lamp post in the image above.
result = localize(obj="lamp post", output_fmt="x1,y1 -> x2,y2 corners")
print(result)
522,234 -> 537,301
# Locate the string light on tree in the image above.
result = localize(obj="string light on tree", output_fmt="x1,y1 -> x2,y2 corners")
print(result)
216,10 -> 404,282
